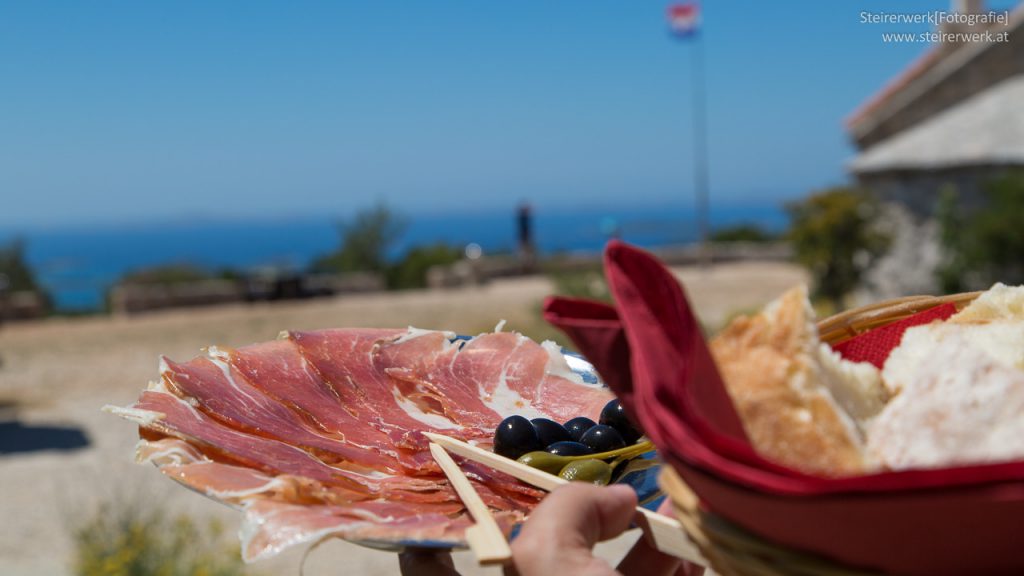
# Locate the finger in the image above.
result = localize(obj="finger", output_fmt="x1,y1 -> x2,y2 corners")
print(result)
593,484 -> 640,542
533,483 -> 638,547
398,548 -> 460,576
510,483 -> 637,576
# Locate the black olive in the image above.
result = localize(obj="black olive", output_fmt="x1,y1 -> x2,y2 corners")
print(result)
599,399 -> 644,444
563,416 -> 597,443
531,418 -> 572,447
494,415 -> 542,459
579,424 -> 626,453
545,441 -> 594,457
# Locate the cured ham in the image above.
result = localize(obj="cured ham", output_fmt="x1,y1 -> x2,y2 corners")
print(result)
288,329 -> 491,448
162,356 -> 390,472
106,327 -> 613,561
392,332 -> 612,423
239,499 -> 480,562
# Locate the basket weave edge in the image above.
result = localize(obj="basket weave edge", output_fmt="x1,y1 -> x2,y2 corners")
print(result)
816,291 -> 981,346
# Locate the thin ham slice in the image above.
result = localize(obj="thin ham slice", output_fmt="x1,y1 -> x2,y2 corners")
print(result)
162,355 -> 397,473
289,329 -> 491,450
392,331 -> 611,423
378,333 -> 504,428
224,339 -> 431,474
108,327 -> 615,563
124,390 -> 376,491
162,462 -> 284,500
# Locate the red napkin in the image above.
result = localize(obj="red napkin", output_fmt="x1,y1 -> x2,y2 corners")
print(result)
832,303 -> 957,368
544,241 -> 1024,575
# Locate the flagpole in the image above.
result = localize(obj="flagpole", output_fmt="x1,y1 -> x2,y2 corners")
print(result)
691,26 -> 710,266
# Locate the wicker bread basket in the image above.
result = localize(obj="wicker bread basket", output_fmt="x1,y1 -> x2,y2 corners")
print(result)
658,292 -> 982,576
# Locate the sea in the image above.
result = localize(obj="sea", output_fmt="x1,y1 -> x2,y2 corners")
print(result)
5,203 -> 788,312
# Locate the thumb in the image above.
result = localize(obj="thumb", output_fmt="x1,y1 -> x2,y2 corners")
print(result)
510,483 -> 638,576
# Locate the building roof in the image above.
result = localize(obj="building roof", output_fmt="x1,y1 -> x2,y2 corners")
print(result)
846,3 -> 1024,149
849,74 -> 1024,174
844,45 -> 944,130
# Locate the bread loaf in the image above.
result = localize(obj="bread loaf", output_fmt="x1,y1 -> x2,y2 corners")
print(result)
713,282 -> 1024,476
710,286 -> 885,476
868,283 -> 1024,469
870,330 -> 1024,469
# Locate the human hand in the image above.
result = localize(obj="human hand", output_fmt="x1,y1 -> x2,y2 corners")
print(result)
506,483 -> 703,576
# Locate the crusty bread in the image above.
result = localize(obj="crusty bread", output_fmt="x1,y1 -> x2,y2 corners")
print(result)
870,328 -> 1024,469
949,282 -> 1024,324
869,283 -> 1024,469
882,320 -> 1024,395
710,286 -> 885,477
713,282 -> 1024,475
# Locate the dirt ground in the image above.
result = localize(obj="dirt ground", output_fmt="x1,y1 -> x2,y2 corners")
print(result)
0,261 -> 807,576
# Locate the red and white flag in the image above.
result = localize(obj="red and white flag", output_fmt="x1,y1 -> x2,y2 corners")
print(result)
667,2 -> 700,38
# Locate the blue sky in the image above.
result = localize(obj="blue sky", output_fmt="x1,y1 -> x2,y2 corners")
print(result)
2,1 -> 1014,231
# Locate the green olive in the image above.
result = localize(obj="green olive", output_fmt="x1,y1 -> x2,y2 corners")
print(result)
579,440 -> 654,462
517,451 -> 570,475
558,459 -> 613,485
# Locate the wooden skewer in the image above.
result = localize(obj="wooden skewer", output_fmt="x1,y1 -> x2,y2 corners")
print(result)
429,442 -> 513,565
423,432 -> 707,567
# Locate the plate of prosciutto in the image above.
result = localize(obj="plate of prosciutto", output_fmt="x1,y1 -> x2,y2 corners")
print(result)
106,327 -> 660,562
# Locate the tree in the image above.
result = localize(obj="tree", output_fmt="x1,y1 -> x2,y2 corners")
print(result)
0,238 -> 43,293
937,171 -> 1024,291
786,188 -> 890,306
0,238 -> 51,317
935,185 -> 968,294
311,203 -> 407,274
386,243 -> 462,290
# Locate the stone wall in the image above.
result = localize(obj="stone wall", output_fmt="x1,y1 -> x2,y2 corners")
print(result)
856,164 -> 1013,218
856,202 -> 943,302
855,165 -> 1021,300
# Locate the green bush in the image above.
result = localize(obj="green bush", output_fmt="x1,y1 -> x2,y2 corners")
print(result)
311,203 -> 407,275
0,238 -> 44,292
786,188 -> 890,306
387,243 -> 462,289
72,499 -> 255,576
311,204 -> 470,290
0,238 -> 51,314
937,171 -> 1024,292
710,224 -> 776,243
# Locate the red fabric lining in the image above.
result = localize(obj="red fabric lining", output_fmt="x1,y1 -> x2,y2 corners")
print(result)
832,303 -> 957,368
